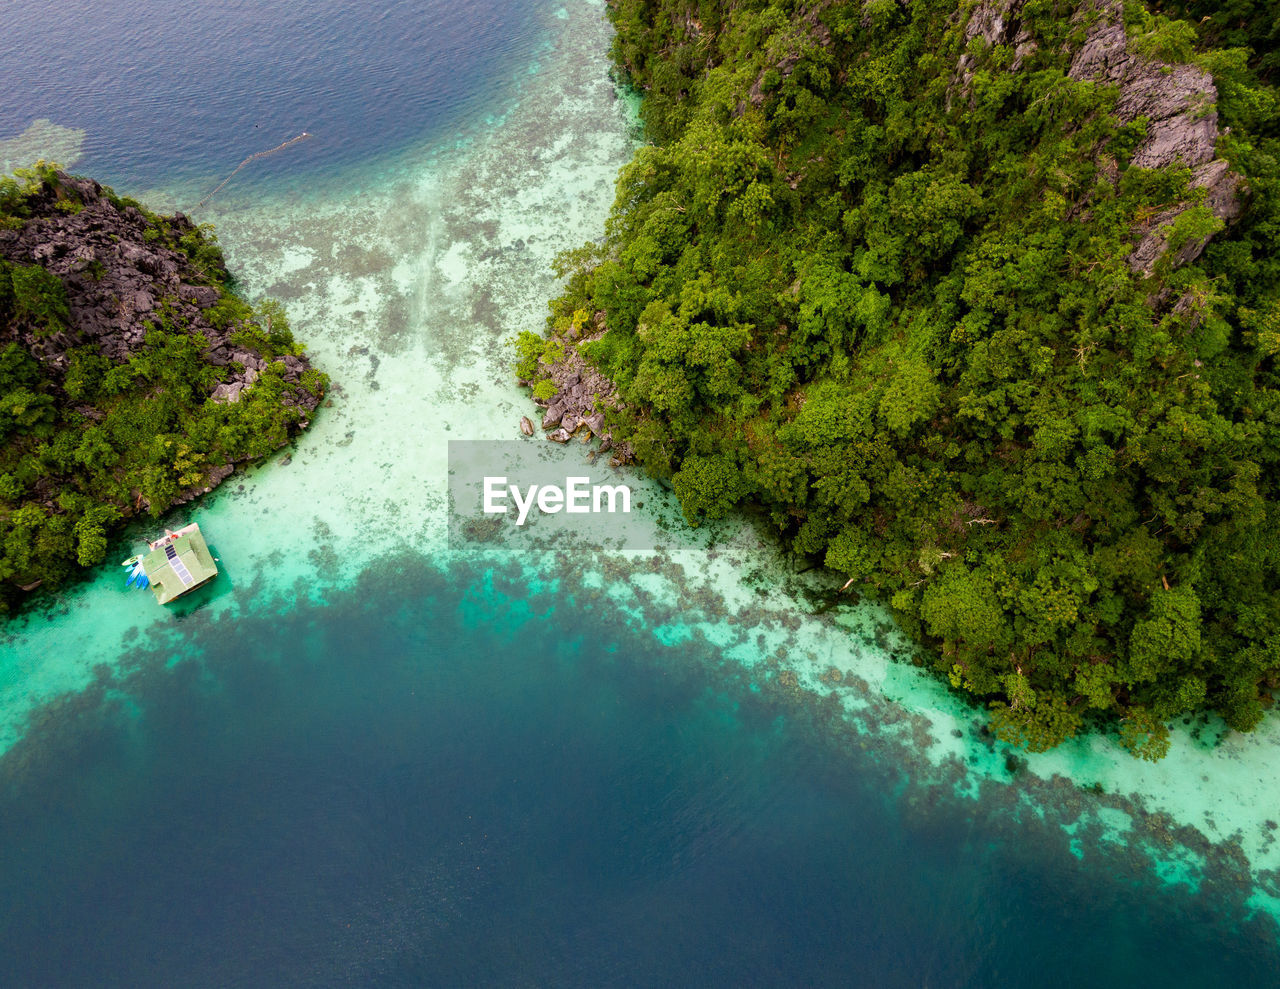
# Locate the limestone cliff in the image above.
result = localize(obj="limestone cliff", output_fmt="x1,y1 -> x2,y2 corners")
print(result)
0,171 -> 321,415
958,0 -> 1245,276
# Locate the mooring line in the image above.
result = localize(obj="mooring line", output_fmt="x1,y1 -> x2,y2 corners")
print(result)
196,132 -> 313,208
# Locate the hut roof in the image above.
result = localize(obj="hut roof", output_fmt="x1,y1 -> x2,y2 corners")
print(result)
142,524 -> 218,604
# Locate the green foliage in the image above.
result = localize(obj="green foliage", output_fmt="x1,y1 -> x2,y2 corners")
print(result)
73,504 -> 120,566
920,567 -> 1007,652
532,0 -> 1280,754
513,329 -> 570,384
515,330 -> 548,380
228,299 -> 301,359
0,171 -> 324,611
1118,706 -> 1173,761
1152,0 -> 1280,79
672,454 -> 751,523
989,693 -> 1084,753
1130,13 -> 1200,64
178,222 -> 228,281
4,261 -> 70,336
1127,586 -> 1202,682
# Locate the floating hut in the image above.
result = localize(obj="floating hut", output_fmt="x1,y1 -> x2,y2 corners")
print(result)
141,523 -> 218,604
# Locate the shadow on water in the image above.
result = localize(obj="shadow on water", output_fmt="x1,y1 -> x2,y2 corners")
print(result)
1,551 -> 1278,987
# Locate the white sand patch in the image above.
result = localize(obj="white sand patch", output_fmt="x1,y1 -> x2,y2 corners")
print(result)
277,246 -> 315,276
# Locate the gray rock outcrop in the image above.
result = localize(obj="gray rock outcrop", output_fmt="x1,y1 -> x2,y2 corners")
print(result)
0,170 -> 324,508
523,319 -> 633,467
1065,0 -> 1246,275
738,3 -> 835,114
956,0 -> 1037,91
0,171 -> 322,413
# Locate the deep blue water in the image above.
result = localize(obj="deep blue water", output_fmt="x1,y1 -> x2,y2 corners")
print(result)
0,0 -> 545,190
2,556 -> 1278,986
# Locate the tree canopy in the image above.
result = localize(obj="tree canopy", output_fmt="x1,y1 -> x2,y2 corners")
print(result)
536,0 -> 1280,755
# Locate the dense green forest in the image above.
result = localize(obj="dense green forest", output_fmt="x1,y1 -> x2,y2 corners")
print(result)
528,0 -> 1280,756
0,165 -> 326,611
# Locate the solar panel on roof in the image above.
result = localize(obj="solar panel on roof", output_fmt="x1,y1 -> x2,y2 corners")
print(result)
165,543 -> 195,586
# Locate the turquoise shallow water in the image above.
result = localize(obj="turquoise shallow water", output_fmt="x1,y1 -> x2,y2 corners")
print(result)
4,554 -> 1280,985
3,0 -> 1280,982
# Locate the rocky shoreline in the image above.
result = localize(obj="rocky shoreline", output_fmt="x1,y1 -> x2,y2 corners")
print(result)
0,170 -> 323,511
518,324 -> 633,467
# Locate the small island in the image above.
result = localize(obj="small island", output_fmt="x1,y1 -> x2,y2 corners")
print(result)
0,164 -> 327,611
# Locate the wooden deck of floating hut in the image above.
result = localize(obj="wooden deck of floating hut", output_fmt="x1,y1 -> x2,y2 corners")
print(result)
142,523 -> 218,604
